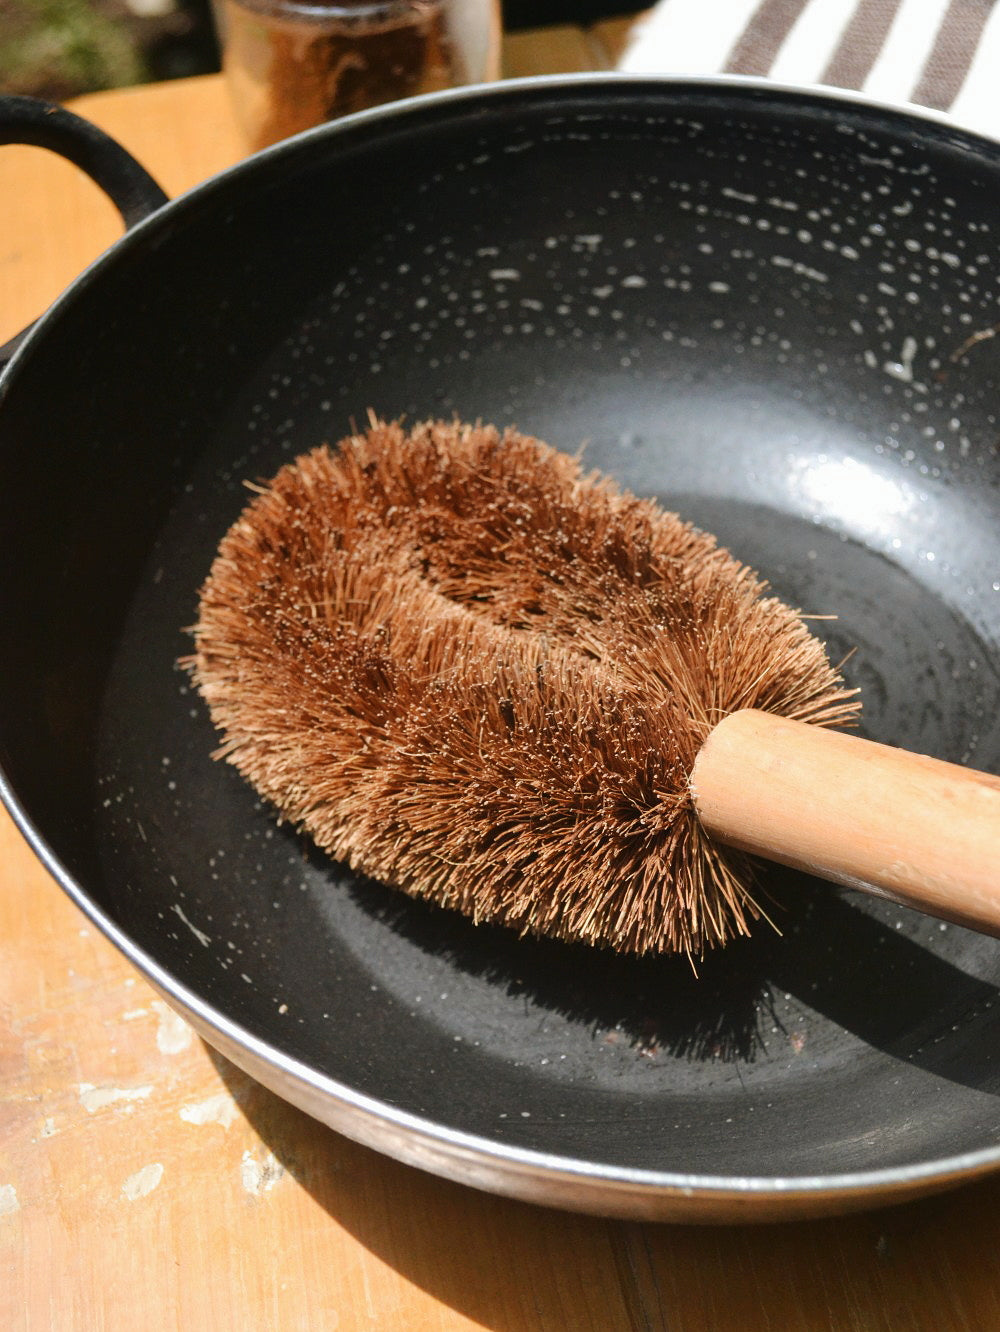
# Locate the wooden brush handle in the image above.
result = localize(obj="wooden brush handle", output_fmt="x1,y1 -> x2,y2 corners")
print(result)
690,709 -> 1000,934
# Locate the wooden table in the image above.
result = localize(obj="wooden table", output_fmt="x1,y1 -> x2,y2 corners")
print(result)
4,25 -> 1000,1331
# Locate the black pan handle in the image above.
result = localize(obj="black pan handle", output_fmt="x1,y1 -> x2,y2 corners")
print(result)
0,95 -> 169,367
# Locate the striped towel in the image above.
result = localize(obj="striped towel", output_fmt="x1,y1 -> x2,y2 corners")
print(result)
618,0 -> 1000,139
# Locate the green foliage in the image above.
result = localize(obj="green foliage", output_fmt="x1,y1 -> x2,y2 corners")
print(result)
0,0 -> 149,98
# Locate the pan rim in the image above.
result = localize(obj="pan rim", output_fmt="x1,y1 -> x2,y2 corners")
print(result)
4,70 -> 1000,1218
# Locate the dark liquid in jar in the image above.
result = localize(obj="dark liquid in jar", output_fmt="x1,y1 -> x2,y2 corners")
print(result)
221,0 -> 489,150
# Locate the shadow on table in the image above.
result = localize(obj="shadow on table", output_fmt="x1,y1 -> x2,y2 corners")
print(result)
207,1039 -> 1000,1331
207,1040 -> 652,1329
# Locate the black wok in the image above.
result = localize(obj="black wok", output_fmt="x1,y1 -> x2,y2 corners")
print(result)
2,76 -> 999,1223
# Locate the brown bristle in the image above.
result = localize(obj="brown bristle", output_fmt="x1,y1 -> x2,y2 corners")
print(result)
187,418 -> 860,958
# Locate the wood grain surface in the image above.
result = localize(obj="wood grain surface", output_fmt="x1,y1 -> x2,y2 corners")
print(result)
3,28 -> 1000,1332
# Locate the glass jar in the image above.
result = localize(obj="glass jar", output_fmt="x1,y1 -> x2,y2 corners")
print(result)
213,0 -> 502,153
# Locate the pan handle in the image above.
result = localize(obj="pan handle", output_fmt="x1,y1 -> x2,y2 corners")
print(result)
0,94 -> 169,367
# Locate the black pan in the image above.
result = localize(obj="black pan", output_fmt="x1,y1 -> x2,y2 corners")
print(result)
2,76 -> 999,1223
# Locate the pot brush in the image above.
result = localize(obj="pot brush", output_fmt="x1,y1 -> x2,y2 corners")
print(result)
187,418 -> 1000,958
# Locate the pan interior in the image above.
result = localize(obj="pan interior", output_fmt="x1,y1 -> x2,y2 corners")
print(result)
4,82 -> 1000,1189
